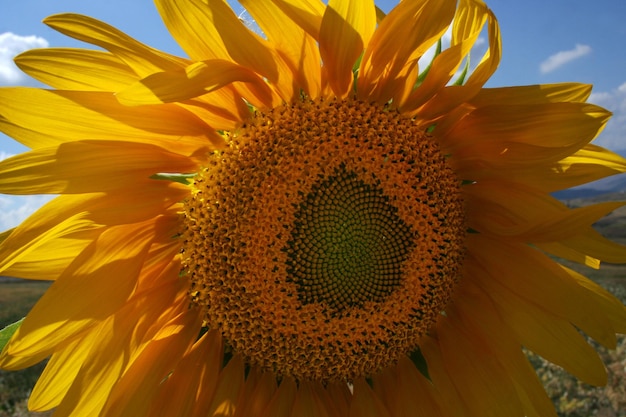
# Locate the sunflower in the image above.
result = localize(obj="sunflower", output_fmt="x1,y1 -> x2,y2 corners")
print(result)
1,0 -> 625,416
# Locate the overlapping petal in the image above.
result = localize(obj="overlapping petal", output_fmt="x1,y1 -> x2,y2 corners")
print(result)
0,140 -> 199,195
357,0 -> 456,103
0,88 -> 221,151
319,0 -> 376,97
116,60 -> 273,106
0,1 -> 623,417
44,14 -> 187,77
240,0 -> 322,99
15,48 -> 137,91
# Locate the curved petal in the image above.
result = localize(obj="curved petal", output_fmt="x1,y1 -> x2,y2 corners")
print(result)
564,265 -> 626,333
146,330 -> 224,417
467,258 -> 608,386
372,356 -> 448,417
467,235 -> 620,348
401,0 -> 488,111
406,3 -> 501,120
268,0 -> 326,40
0,88 -> 220,152
240,0 -> 322,99
0,182 -> 187,279
155,0 -> 277,81
455,144 -> 626,192
537,230 -> 626,266
101,306 -> 202,417
464,179 -> 626,242
44,14 -> 187,77
450,282 -> 558,417
349,379 -> 391,417
28,322 -> 100,412
435,314 -> 526,416
15,48 -> 137,91
0,140 -> 199,195
52,278 -> 191,417
445,103 -> 611,170
469,83 -> 593,107
0,220 -> 160,369
358,0 -> 455,103
319,0 -> 376,98
116,60 -> 273,107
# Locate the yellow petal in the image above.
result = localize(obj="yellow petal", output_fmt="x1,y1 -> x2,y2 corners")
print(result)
564,265 -> 626,333
319,0 -> 376,97
258,376 -> 297,417
203,355 -> 245,417
460,5 -> 501,90
464,179 -> 626,242
419,335 -> 474,417
469,259 -> 608,386
456,144 -> 626,192
101,307 -> 201,417
403,0 -> 488,111
179,87 -> 252,130
408,4 -> 501,120
468,235 -> 618,348
269,0 -> 326,40
49,279 -> 188,417
0,140 -> 198,195
358,0 -> 455,103
470,83 -> 593,107
240,0 -> 322,99
291,380 -> 331,417
349,379 -> 391,417
28,329 -> 96,412
0,220 -> 159,369
436,314 -> 526,417
15,48 -> 137,91
0,182 -> 187,280
446,103 -> 611,167
116,60 -> 273,107
452,282 -> 558,417
44,13 -> 187,77
232,368 -> 277,417
540,230 -> 626,265
149,330 -> 223,417
0,88 -> 219,152
372,357 -> 447,417
315,382 -> 350,417
154,0 -> 278,82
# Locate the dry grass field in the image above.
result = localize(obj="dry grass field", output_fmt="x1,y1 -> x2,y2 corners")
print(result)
1,194 -> 625,416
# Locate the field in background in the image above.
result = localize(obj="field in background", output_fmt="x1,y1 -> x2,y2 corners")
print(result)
1,193 -> 626,416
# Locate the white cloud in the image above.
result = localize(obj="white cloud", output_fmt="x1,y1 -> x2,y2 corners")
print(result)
0,151 -> 54,230
589,82 -> 626,151
0,195 -> 54,231
0,32 -> 49,86
539,44 -> 592,74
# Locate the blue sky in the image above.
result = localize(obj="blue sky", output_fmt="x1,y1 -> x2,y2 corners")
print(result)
0,0 -> 625,229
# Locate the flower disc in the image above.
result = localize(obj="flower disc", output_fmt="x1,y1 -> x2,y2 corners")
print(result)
182,99 -> 466,381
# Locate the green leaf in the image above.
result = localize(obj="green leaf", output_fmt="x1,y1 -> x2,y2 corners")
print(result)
410,346 -> 431,381
415,39 -> 443,88
453,55 -> 470,86
0,318 -> 23,353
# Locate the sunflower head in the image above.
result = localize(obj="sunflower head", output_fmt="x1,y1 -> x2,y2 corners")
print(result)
0,0 -> 624,416
182,98 -> 466,381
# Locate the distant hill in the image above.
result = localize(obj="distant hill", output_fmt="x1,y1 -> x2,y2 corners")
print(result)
553,173 -> 626,200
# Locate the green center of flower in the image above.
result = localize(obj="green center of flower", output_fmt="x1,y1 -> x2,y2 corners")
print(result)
286,167 -> 414,311
182,98 -> 466,382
